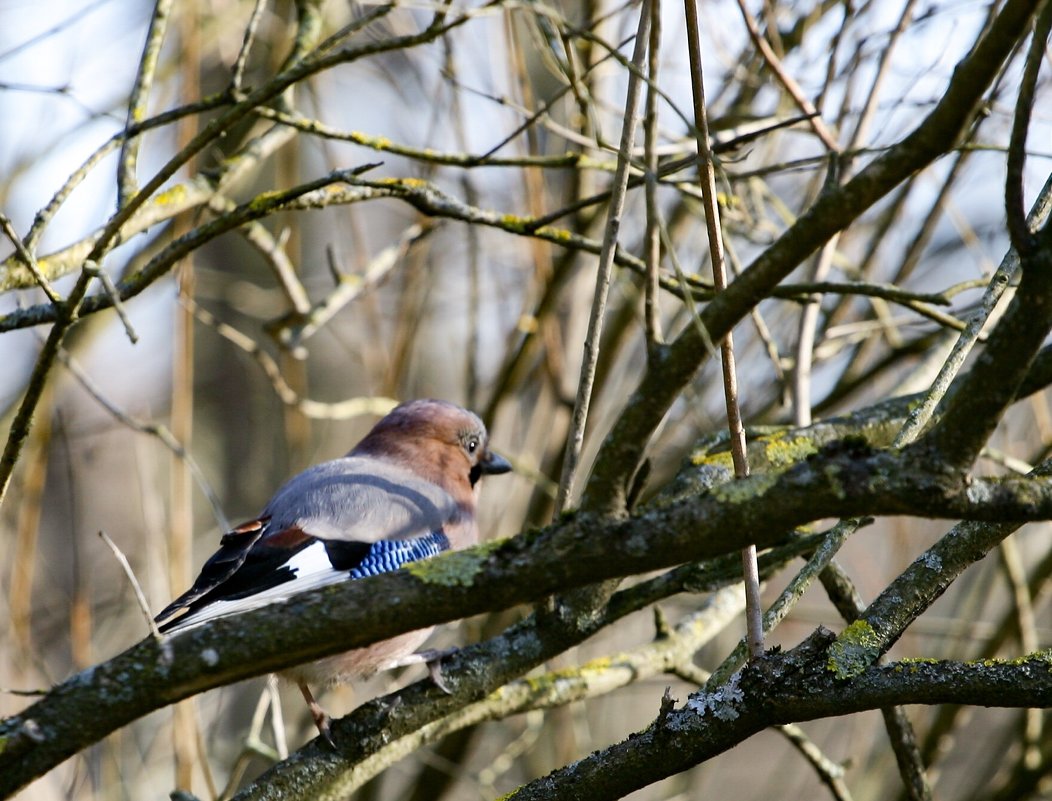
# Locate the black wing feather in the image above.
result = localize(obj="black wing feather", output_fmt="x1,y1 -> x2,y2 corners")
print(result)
155,524 -> 386,631
154,519 -> 270,625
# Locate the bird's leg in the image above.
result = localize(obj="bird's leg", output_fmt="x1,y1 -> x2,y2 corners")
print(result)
298,682 -> 335,748
385,647 -> 457,693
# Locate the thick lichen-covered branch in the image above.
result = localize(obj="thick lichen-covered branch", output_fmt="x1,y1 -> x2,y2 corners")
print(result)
503,630 -> 1052,801
5,428 -> 1052,795
828,458 -> 1052,680
234,588 -> 746,801
215,536 -> 818,800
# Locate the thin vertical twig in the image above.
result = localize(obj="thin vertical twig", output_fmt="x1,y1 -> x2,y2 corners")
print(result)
791,233 -> 838,427
62,417 -> 92,673
778,723 -> 854,801
118,0 -> 175,207
643,0 -> 663,353
170,2 -> 203,792
554,0 -> 652,515
82,260 -> 139,343
682,0 -> 762,659
1005,0 -> 1052,254
170,206 -> 200,797
268,674 -> 289,760
231,0 -> 267,93
793,0 -> 916,425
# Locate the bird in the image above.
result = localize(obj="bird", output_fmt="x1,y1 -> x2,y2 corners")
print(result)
154,399 -> 511,743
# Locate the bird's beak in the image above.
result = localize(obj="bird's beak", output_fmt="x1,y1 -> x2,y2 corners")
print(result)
480,450 -> 512,475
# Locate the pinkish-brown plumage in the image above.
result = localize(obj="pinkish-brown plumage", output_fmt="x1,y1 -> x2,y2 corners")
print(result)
155,399 -> 510,743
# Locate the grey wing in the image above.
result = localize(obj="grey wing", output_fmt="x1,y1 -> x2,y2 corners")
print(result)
262,456 -> 459,543
157,458 -> 458,633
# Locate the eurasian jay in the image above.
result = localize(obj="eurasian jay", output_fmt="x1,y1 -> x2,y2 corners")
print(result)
154,399 -> 511,743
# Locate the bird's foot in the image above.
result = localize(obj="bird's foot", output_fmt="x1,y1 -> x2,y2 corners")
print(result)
298,682 -> 336,749
427,658 -> 452,694
419,647 -> 457,693
314,713 -> 335,750
385,647 -> 457,693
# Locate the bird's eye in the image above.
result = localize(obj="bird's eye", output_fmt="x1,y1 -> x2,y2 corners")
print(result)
466,437 -> 479,454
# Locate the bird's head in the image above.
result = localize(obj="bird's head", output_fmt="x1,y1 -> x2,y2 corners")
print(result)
352,399 -> 511,492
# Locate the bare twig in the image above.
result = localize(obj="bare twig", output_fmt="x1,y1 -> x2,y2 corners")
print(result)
554,0 -> 651,514
732,0 -> 839,152
274,223 -> 431,351
1005,1 -> 1052,253
206,194 -> 312,316
82,260 -> 138,343
54,346 -> 229,532
0,213 -> 61,303
896,169 -> 1052,445
842,0 -> 919,166
642,0 -> 663,352
658,217 -> 716,357
231,0 -> 267,93
219,678 -> 287,800
0,686 -> 50,697
706,518 -> 868,689
184,297 -> 398,421
792,233 -> 839,427
117,0 -> 174,207
683,0 -> 762,658
778,724 -> 853,801
98,530 -> 161,639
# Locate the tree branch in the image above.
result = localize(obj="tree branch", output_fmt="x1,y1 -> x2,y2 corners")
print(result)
5,430 -> 1052,795
581,0 -> 1043,515
504,630 -> 1052,801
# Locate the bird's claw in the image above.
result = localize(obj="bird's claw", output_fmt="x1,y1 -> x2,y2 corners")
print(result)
385,647 -> 457,692
315,713 -> 336,750
427,658 -> 453,694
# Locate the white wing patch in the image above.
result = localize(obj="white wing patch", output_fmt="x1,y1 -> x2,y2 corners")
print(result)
162,542 -> 347,633
161,534 -> 449,635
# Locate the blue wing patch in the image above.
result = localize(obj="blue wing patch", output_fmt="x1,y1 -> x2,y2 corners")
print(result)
346,531 -> 450,579
156,530 -> 453,634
